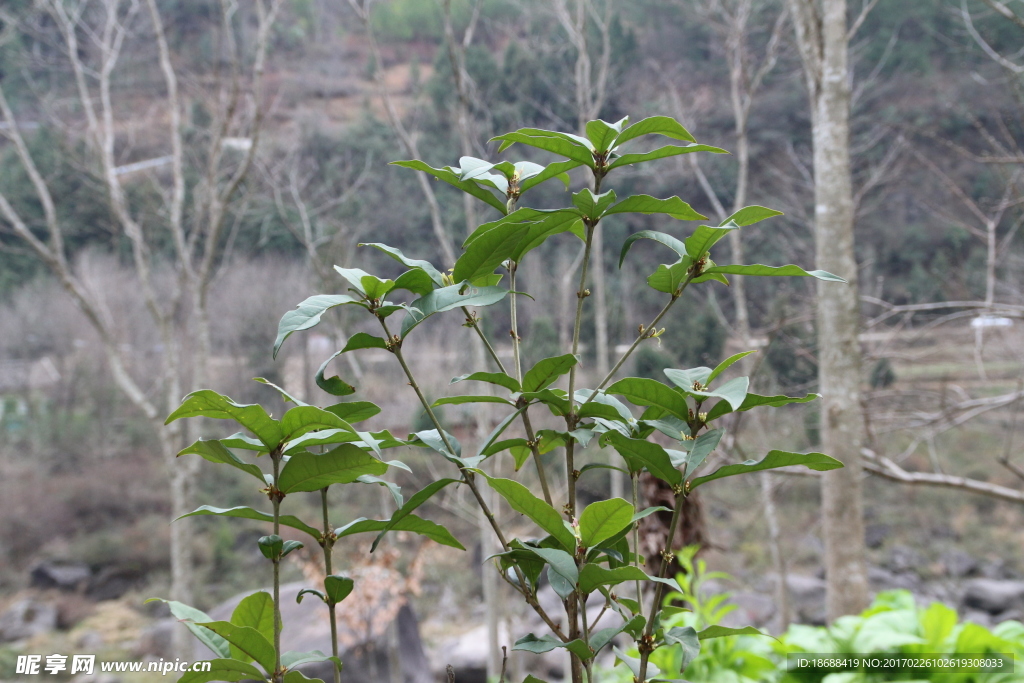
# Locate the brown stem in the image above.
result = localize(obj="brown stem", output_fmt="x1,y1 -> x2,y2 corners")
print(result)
320,487 -> 341,683
270,449 -> 283,683
637,490 -> 687,683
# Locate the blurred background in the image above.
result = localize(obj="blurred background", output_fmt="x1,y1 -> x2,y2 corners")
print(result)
0,1 -> 1023,681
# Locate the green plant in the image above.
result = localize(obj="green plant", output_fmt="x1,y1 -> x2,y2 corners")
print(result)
268,115 -> 845,683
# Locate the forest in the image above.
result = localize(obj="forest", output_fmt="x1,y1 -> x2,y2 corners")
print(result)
0,1 -> 1023,682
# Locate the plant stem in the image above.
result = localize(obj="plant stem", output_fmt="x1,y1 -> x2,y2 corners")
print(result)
320,487 -> 341,683
377,315 -> 568,641
461,305 -> 507,373
631,471 -> 642,604
508,262 -> 554,505
271,450 -> 283,683
637,489 -> 687,683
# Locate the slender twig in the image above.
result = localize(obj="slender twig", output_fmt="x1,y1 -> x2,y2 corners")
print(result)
320,487 -> 341,683
637,490 -> 687,683
270,449 -> 284,683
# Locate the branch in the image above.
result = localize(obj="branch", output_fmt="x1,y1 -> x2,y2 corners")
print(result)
863,448 -> 1024,505
962,0 -> 1024,74
847,0 -> 880,41
981,0 -> 1024,30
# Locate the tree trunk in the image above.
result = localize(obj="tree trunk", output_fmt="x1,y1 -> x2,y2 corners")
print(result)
809,0 -> 870,621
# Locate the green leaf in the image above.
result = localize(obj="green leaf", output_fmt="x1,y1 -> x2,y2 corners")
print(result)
701,264 -> 845,282
605,195 -> 707,222
274,294 -> 361,358
722,205 -> 783,226
577,564 -> 649,594
665,626 -> 701,670
341,333 -> 388,353
324,575 -> 354,604
176,659 -> 266,683
647,260 -> 692,294
690,450 -> 843,489
606,433 -> 682,485
526,546 -> 579,585
522,677 -> 549,683
606,377 -> 689,419
178,439 -> 266,483
390,159 -> 507,215
618,230 -> 688,267
665,373 -> 749,410
453,221 -> 533,283
277,445 -> 388,493
608,144 -> 727,170
522,354 -> 579,392
578,498 -> 634,549
195,621 -> 276,674
401,284 -> 509,337
166,391 -> 283,450
257,534 -> 283,560
370,478 -> 461,551
336,513 -> 465,550
433,395 -> 514,407
586,117 -> 627,152
685,224 -> 737,259
707,351 -> 756,384
681,429 -> 723,480
615,116 -> 696,146
360,242 -> 445,285
325,401 -> 381,423
483,476 -> 576,550
705,392 -> 820,421
464,208 -> 583,264
280,406 -> 354,442
177,505 -> 321,539
229,592 -> 275,663
519,159 -> 583,193
281,650 -> 337,670
253,377 -> 308,406
451,371 -> 521,393
490,130 -> 595,167
282,669 -> 327,683
314,350 -> 356,397
145,600 -> 230,659
697,625 -> 772,640
393,268 -> 436,295
572,188 -> 616,220
513,633 -> 592,661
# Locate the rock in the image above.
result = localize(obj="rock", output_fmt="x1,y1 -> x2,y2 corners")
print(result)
200,582 -> 431,683
865,524 -> 889,549
134,618 -> 176,660
961,579 -> 1024,615
786,575 -> 826,625
869,567 -> 921,592
941,550 -> 979,578
87,565 -> 145,601
30,561 -> 91,591
723,591 -> 776,629
0,598 -> 58,642
884,545 -> 924,574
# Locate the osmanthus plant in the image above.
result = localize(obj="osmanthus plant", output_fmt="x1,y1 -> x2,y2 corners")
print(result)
191,114 -> 846,683
151,381 -> 465,683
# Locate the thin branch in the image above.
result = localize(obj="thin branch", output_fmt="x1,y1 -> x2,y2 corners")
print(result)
863,448 -> 1024,505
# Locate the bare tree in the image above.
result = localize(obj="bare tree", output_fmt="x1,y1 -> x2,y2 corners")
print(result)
787,0 -> 872,620
0,0 -> 280,656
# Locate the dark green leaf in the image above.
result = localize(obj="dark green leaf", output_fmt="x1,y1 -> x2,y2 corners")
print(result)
451,371 -> 521,393
278,445 -> 387,493
295,588 -> 325,604
433,395 -> 514,407
280,406 -> 354,441
229,592 -> 275,663
665,626 -> 701,670
682,429 -> 723,480
315,350 -> 357,397
519,159 -> 583,193
513,633 -> 592,661
360,242 -> 445,285
390,160 -> 507,215
178,439 -> 266,483
690,450 -> 843,489
606,378 -> 689,419
177,506 -> 321,539
274,295 -> 361,358
685,225 -> 736,259
572,188 -> 616,220
281,650 -> 338,670
370,478 -> 461,551
722,206 -> 784,226
606,433 -> 682,485
402,284 -> 509,337
196,621 -> 276,674
337,513 -> 465,550
324,575 -> 354,604
697,625 -> 773,640
342,333 -> 388,352
605,195 -> 706,221
701,264 -> 845,282
257,535 -> 283,560
490,130 -> 595,167
578,564 -> 649,594
608,144 -> 727,170
483,475 -> 576,550
647,260 -> 691,294
253,377 -> 307,405
145,600 -> 230,659
393,269 -> 436,295
282,669 -> 326,683
526,547 -> 578,585
453,221 -> 532,283
176,659 -> 265,683
615,116 -> 696,146
325,401 -> 381,423
586,117 -> 627,152
618,230 -> 688,267
522,354 -> 579,392
578,498 -> 634,549
166,391 -> 283,450
464,208 -> 583,263
705,392 -> 819,421
707,351 -> 756,384
665,373 -> 748,410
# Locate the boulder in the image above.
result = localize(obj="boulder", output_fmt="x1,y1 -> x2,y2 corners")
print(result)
0,598 -> 58,642
30,561 -> 91,592
786,574 -> 826,625
200,582 -> 431,683
961,579 -> 1024,615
